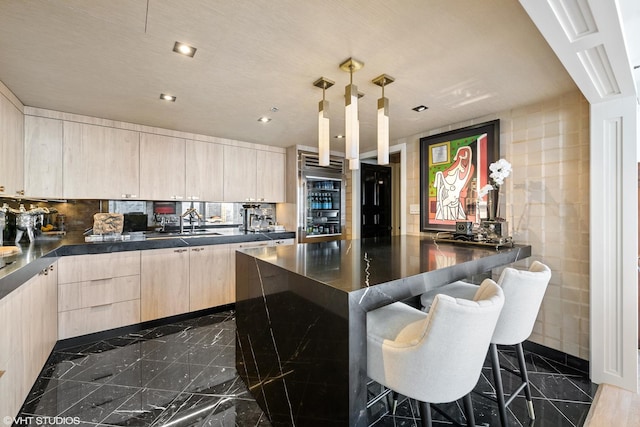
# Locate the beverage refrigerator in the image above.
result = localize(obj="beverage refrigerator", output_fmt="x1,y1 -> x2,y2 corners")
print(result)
298,152 -> 345,243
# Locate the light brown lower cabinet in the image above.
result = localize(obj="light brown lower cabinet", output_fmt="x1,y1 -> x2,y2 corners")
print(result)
0,262 -> 57,423
189,245 -> 234,312
140,248 -> 190,321
56,240 -> 295,337
57,252 -> 141,340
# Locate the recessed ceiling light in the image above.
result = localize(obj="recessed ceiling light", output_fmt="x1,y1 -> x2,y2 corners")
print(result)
270,107 -> 279,112
257,117 -> 272,123
412,105 -> 428,112
160,93 -> 176,102
173,41 -> 197,57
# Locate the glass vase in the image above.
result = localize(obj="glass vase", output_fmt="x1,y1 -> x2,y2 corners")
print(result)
487,189 -> 499,221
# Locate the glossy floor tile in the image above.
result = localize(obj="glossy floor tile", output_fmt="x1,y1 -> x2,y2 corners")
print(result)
368,347 -> 597,427
17,311 -> 596,426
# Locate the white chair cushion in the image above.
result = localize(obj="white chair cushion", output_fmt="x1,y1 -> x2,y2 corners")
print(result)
367,302 -> 428,347
420,280 -> 477,311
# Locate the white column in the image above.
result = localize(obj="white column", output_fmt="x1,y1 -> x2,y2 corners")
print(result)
589,95 -> 638,390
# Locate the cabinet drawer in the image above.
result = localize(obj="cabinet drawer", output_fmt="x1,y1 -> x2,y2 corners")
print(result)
58,275 -> 140,312
58,299 -> 140,339
58,252 -> 141,284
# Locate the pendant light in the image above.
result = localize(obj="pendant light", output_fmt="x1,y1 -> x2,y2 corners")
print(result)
372,74 -> 394,166
313,77 -> 334,166
340,58 -> 364,170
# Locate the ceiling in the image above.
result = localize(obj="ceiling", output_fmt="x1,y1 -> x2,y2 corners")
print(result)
0,0 -> 602,151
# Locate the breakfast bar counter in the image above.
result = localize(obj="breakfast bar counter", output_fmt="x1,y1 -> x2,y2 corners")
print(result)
235,235 -> 531,426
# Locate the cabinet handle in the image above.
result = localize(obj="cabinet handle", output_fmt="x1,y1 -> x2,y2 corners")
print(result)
49,265 -> 54,272
192,247 -> 204,252
16,190 -> 25,196
42,268 -> 48,276
174,248 -> 188,253
121,194 -> 138,199
0,186 -> 4,192
90,302 -> 113,309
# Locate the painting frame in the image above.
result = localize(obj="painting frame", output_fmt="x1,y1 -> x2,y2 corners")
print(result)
419,119 -> 500,232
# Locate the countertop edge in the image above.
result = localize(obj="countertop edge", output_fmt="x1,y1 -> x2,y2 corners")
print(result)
0,230 -> 296,301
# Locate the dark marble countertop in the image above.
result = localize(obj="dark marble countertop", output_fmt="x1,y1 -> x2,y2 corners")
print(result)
0,228 -> 295,300
240,235 -> 531,296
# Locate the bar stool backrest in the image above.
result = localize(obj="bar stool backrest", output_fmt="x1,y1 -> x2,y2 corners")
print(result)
492,261 -> 551,345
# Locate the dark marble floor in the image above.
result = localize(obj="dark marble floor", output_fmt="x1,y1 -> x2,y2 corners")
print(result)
17,311 -> 596,426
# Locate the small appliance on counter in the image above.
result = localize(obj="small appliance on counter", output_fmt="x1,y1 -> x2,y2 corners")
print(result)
123,212 -> 148,232
240,204 -> 274,233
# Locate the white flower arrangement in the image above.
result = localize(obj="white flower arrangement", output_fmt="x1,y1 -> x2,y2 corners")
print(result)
478,158 -> 512,198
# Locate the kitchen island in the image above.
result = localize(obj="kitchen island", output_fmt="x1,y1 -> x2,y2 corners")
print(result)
235,235 -> 531,426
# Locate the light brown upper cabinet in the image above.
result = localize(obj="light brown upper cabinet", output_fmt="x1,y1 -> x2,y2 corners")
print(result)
63,122 -> 140,199
0,93 -> 24,197
223,145 -> 257,202
139,133 -> 186,201
24,116 -> 63,199
257,150 -> 285,202
185,140 -> 224,202
223,145 -> 285,202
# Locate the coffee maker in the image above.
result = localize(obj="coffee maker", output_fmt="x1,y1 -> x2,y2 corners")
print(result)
241,203 -> 260,233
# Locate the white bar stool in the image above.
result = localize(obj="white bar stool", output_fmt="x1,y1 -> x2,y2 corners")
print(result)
420,261 -> 552,426
367,279 -> 505,427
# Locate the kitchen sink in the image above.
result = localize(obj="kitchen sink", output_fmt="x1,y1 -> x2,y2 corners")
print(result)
145,230 -> 223,240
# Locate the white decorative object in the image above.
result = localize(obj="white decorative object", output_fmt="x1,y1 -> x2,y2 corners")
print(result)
478,158 -> 512,220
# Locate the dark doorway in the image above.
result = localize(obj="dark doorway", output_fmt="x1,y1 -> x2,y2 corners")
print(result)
361,162 -> 392,238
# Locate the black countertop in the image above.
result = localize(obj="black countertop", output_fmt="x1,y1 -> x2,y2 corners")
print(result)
240,235 -> 531,295
0,228 -> 295,300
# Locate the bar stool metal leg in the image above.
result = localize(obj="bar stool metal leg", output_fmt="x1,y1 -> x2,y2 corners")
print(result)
516,343 -> 535,419
489,343 -> 509,427
419,401 -> 432,427
462,393 -> 476,427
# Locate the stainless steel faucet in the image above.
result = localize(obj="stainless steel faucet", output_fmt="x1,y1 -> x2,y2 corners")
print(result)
180,207 -> 203,234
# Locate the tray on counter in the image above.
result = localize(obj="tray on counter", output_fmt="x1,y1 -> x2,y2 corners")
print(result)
433,235 -> 514,249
